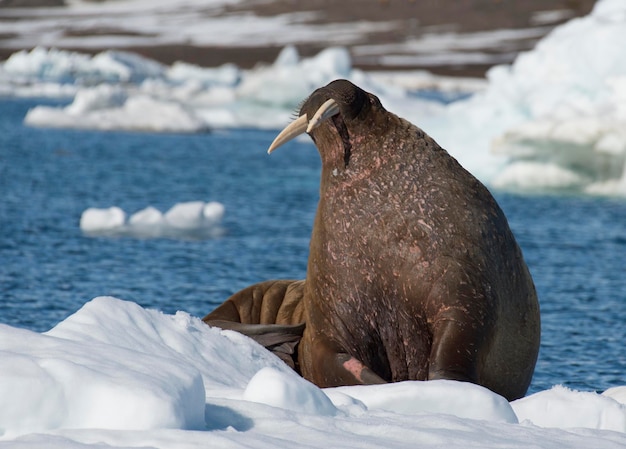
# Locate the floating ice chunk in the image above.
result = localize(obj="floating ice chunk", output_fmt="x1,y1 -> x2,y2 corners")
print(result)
6,0 -> 626,195
273,45 -> 300,67
90,50 -> 166,84
235,46 -> 353,110
512,385 -> 626,432
1,47 -> 165,85
65,84 -> 127,114
244,367 -> 337,416
79,206 -> 126,232
129,206 -> 164,227
492,161 -> 589,191
80,201 -> 224,239
2,47 -> 94,84
119,95 -> 208,132
491,115 -> 626,191
167,61 -> 241,88
302,46 -> 352,80
25,87 -> 208,133
164,201 -> 209,229
327,379 -> 518,424
202,201 -> 226,226
127,206 -> 165,237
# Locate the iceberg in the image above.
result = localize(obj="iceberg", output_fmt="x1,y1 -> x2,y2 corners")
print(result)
436,0 -> 626,194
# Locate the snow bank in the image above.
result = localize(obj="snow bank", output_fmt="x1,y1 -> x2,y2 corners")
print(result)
0,297 -> 625,448
80,201 -> 225,239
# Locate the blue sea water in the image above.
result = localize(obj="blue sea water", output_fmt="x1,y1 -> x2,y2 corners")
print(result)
1,97 -> 625,395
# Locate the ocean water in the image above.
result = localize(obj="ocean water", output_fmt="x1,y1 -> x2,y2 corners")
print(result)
1,97 -> 625,396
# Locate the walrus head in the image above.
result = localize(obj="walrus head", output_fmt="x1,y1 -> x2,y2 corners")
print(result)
268,79 -> 388,171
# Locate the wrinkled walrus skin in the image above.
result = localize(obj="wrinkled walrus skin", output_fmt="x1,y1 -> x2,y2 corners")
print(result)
203,280 -> 306,370
204,79 -> 540,401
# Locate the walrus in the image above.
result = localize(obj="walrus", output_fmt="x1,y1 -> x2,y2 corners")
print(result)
204,79 -> 540,401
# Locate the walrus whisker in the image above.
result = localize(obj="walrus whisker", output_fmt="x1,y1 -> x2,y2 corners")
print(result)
267,114 -> 309,154
306,99 -> 340,133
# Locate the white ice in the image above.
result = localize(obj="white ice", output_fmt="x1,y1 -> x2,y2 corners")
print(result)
80,201 -> 225,238
1,0 -> 626,194
461,0 -> 626,194
0,296 -> 625,448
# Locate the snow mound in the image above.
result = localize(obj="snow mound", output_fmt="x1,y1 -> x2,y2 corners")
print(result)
80,201 -> 225,239
0,298 -> 207,437
512,385 -> 626,432
327,380 -> 518,424
0,297 -> 625,448
244,367 -> 337,416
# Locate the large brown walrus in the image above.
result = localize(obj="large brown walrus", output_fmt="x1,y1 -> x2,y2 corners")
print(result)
204,79 -> 540,401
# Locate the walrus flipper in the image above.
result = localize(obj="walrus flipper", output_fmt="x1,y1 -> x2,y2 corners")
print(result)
302,335 -> 386,386
206,320 -> 305,370
202,280 -> 306,369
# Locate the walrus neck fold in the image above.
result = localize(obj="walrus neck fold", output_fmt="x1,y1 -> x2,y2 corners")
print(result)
331,114 -> 352,168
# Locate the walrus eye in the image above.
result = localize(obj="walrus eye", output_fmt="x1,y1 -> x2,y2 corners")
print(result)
267,99 -> 340,154
306,99 -> 340,133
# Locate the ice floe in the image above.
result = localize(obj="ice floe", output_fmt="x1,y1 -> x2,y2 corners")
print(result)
0,296 -> 624,448
79,201 -> 225,238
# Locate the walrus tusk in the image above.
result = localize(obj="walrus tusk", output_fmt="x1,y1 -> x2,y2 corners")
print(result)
306,99 -> 340,133
267,99 -> 342,153
267,114 -> 309,154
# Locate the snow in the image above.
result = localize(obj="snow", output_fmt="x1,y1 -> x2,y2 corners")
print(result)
328,380 -> 519,424
244,367 -> 338,416
80,201 -> 225,238
512,386 -> 626,432
0,296 -> 625,448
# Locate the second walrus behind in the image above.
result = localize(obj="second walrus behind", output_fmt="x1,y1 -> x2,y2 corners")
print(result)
204,79 -> 540,401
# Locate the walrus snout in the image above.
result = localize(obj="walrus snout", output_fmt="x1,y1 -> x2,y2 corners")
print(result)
267,79 -> 371,154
